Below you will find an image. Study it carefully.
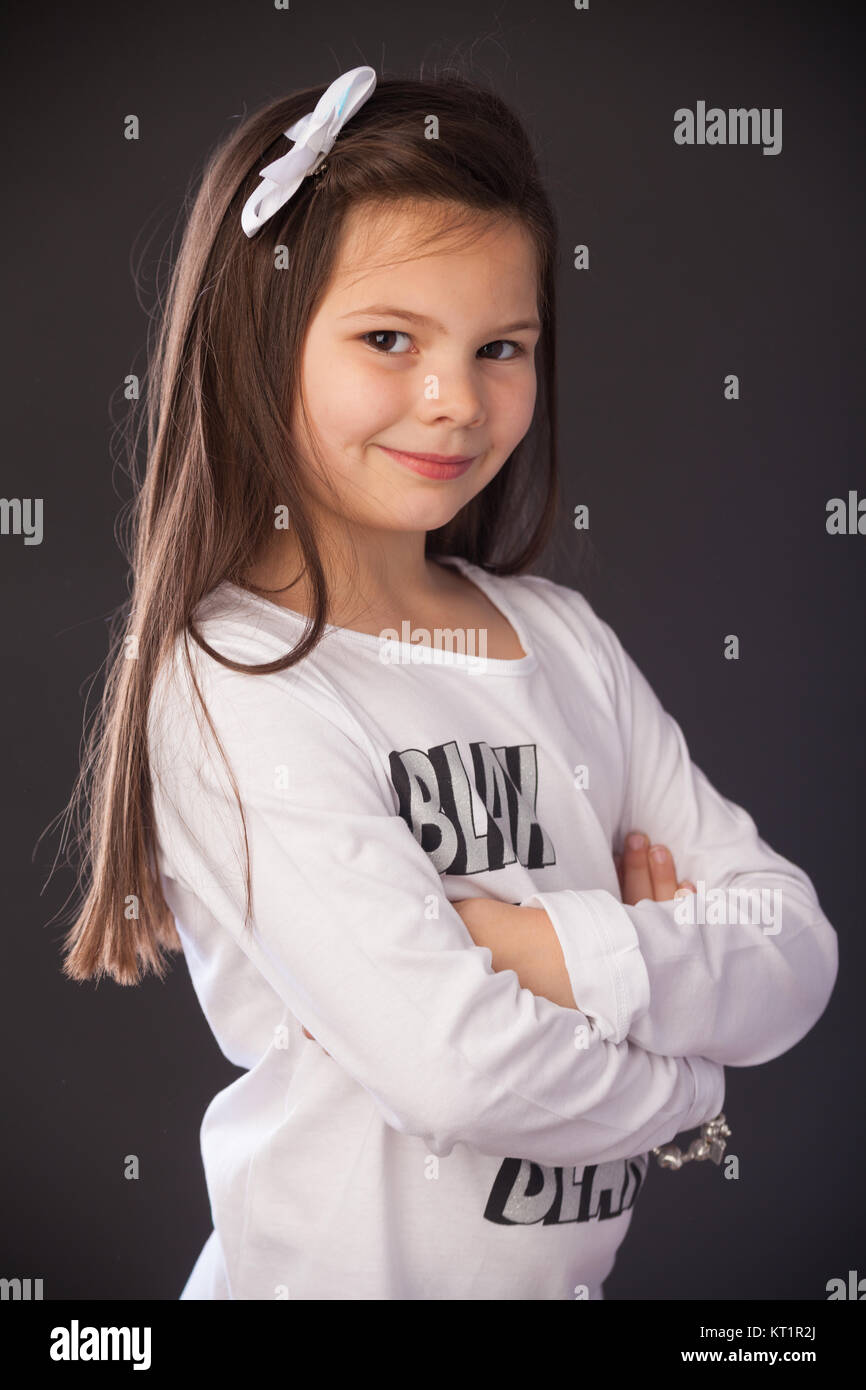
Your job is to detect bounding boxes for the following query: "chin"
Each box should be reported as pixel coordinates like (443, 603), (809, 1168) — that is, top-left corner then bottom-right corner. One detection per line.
(415, 489), (472, 517)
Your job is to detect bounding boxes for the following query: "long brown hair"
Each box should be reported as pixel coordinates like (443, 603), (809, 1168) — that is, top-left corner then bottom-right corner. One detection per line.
(51, 67), (562, 986)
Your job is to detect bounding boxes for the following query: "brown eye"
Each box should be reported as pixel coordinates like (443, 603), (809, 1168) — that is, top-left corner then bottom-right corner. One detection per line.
(361, 330), (412, 354)
(478, 340), (525, 360)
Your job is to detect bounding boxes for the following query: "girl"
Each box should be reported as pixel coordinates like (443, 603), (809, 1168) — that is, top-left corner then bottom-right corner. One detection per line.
(59, 65), (837, 1300)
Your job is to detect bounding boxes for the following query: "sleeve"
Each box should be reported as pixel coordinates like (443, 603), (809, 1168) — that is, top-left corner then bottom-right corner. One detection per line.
(517, 887), (651, 1047)
(530, 593), (839, 1068)
(148, 641), (725, 1171)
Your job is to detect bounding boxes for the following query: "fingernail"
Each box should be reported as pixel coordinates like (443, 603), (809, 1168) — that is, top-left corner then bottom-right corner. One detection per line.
(650, 846), (668, 863)
(627, 832), (647, 850)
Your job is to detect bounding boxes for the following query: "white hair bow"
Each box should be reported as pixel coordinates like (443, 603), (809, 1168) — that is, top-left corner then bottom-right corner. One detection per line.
(241, 65), (377, 237)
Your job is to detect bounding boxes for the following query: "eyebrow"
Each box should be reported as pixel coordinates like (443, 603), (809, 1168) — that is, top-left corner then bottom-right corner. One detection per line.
(338, 304), (542, 334)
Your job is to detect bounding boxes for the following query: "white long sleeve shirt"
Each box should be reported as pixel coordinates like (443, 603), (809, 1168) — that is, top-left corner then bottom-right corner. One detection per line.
(147, 554), (837, 1300)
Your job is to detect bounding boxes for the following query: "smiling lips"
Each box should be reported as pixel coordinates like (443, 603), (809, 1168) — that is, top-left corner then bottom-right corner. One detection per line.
(378, 445), (478, 479)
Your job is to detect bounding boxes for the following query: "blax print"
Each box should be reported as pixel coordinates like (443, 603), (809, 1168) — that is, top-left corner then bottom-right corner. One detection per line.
(389, 738), (556, 874)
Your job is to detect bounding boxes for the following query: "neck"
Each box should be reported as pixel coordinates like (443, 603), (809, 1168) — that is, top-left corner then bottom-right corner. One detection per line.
(244, 513), (450, 625)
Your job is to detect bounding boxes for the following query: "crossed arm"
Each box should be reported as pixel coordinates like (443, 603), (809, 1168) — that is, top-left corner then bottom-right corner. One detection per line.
(450, 832), (695, 1010)
(302, 832), (691, 1050)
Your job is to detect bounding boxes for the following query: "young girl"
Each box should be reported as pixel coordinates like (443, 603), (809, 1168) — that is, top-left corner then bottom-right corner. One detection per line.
(60, 65), (838, 1301)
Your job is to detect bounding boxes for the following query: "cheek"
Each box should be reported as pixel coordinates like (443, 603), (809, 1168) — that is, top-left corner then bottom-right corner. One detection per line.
(494, 368), (537, 441)
(315, 355), (401, 439)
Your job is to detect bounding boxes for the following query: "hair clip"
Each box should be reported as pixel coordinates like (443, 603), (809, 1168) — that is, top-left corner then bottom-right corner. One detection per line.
(241, 66), (376, 236)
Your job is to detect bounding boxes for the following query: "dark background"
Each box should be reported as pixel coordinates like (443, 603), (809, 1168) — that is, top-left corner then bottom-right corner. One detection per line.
(2, 0), (863, 1300)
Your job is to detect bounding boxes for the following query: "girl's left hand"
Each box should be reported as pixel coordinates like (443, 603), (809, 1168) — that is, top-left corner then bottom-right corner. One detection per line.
(613, 831), (696, 905)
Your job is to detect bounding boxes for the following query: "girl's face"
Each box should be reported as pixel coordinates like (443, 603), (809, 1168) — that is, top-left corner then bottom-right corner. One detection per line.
(291, 200), (541, 536)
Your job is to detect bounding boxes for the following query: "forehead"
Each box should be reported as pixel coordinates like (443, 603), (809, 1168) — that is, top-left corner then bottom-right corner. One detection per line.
(324, 199), (538, 302)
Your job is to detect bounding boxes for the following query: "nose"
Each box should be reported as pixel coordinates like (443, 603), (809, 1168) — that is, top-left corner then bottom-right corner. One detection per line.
(415, 361), (487, 431)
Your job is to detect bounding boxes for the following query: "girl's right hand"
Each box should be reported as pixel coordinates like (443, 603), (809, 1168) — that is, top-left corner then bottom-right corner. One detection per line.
(613, 831), (696, 905)
(302, 1025), (330, 1056)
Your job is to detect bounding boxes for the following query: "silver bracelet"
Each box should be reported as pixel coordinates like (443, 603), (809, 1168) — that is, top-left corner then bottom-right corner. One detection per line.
(653, 1112), (731, 1170)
